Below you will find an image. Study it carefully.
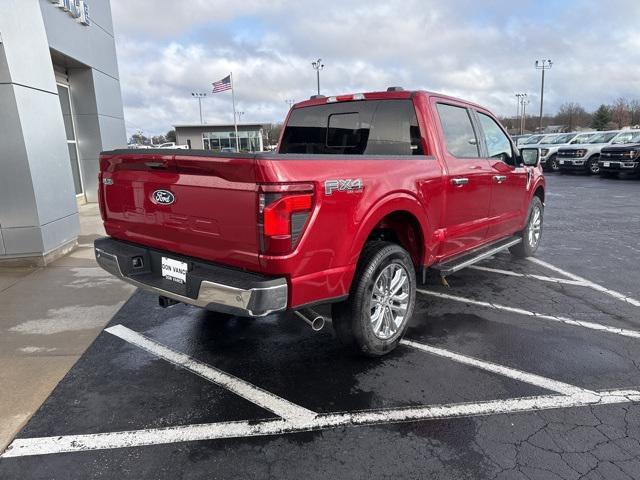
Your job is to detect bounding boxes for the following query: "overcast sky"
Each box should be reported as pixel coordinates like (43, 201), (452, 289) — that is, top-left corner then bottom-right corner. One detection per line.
(110, 0), (640, 137)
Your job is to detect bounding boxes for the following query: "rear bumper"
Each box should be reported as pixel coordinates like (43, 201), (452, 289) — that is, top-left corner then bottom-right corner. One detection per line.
(94, 237), (287, 317)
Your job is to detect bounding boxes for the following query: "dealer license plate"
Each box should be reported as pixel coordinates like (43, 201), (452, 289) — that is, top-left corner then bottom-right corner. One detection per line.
(560, 160), (565, 165)
(161, 257), (187, 285)
(603, 161), (610, 167)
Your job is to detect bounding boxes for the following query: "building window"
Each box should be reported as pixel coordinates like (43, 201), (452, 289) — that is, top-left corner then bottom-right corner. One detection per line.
(202, 130), (263, 152)
(57, 84), (83, 195)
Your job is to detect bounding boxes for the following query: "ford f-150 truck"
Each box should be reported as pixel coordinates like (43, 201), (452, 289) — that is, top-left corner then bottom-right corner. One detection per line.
(556, 130), (623, 174)
(598, 131), (640, 177)
(95, 88), (544, 356)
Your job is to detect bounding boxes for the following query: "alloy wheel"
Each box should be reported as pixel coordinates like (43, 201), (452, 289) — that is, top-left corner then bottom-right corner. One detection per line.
(369, 263), (410, 340)
(528, 206), (542, 248)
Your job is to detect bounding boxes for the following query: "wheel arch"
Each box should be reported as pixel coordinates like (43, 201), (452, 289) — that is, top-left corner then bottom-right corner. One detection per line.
(349, 194), (430, 270)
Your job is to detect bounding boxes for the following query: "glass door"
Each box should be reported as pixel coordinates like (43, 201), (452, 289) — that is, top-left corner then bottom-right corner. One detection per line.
(56, 83), (84, 196)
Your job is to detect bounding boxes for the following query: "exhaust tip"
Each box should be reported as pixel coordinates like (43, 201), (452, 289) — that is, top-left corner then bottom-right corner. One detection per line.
(310, 316), (325, 331)
(295, 309), (326, 332)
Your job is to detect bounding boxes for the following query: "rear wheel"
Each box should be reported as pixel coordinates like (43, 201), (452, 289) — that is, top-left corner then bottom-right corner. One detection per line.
(587, 155), (600, 175)
(509, 196), (543, 258)
(332, 242), (416, 357)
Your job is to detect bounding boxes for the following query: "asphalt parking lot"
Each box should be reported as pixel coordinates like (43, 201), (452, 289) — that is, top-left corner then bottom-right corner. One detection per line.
(2, 173), (640, 480)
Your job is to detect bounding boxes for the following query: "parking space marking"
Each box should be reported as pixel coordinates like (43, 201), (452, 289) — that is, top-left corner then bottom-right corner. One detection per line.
(417, 289), (640, 339)
(105, 325), (317, 423)
(4, 388), (639, 458)
(468, 265), (586, 286)
(400, 340), (590, 396)
(527, 257), (640, 307)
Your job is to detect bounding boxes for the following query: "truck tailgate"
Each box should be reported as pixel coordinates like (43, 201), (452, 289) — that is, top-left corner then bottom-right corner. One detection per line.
(100, 151), (261, 271)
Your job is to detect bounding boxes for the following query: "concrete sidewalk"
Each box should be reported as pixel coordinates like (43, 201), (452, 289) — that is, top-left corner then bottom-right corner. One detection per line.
(0, 204), (135, 450)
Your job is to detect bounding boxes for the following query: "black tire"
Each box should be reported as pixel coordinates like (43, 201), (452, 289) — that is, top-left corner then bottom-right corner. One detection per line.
(332, 241), (416, 357)
(548, 154), (559, 172)
(509, 196), (544, 258)
(587, 155), (600, 175)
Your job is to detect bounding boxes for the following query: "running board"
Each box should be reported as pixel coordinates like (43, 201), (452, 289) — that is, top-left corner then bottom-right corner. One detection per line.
(431, 236), (521, 277)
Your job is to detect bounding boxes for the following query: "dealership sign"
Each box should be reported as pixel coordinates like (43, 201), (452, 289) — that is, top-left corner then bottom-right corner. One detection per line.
(49, 0), (91, 26)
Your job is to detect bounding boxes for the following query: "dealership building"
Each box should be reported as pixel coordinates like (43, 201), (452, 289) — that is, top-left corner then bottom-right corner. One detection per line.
(0, 0), (126, 265)
(175, 124), (266, 152)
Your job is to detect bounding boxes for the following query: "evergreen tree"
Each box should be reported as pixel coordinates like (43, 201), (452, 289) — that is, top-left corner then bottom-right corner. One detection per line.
(591, 105), (612, 130)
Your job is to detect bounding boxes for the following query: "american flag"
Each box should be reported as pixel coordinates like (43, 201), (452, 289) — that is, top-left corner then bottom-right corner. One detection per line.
(212, 75), (232, 93)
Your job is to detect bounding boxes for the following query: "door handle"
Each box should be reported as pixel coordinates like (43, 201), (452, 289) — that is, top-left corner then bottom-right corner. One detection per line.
(451, 177), (469, 186)
(493, 175), (507, 184)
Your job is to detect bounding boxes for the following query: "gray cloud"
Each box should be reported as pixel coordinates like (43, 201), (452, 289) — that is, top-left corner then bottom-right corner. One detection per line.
(111, 0), (640, 137)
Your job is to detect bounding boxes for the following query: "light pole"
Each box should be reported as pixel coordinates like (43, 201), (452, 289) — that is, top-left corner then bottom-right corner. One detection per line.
(535, 59), (552, 131)
(191, 92), (207, 124)
(311, 58), (324, 95)
(521, 97), (530, 134)
(235, 111), (245, 123)
(515, 93), (526, 132)
(285, 99), (295, 108)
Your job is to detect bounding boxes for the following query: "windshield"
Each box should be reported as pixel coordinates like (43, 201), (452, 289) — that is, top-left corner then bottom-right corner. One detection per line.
(611, 131), (640, 144)
(538, 134), (561, 144)
(572, 133), (594, 143)
(521, 135), (543, 145)
(550, 134), (575, 144)
(588, 132), (618, 144)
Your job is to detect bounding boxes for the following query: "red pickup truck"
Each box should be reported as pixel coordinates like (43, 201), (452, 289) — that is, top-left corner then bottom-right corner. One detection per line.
(95, 88), (544, 356)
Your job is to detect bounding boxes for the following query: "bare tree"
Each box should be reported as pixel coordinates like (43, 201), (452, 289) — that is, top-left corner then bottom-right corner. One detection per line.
(610, 98), (631, 128)
(629, 100), (640, 126)
(555, 102), (590, 130)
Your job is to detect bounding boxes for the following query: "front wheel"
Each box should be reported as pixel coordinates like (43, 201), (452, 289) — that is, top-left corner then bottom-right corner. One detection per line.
(548, 154), (559, 172)
(509, 196), (544, 258)
(332, 242), (416, 357)
(587, 156), (600, 175)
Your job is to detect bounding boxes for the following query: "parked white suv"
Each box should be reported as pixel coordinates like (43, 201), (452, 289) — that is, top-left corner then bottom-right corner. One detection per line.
(156, 142), (189, 149)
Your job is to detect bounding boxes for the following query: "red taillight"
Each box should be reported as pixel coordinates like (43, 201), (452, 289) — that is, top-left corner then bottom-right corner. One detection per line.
(259, 183), (314, 255)
(263, 195), (312, 236)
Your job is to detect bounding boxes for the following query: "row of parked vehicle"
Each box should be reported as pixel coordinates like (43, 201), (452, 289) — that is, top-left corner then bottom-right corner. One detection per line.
(513, 130), (640, 177)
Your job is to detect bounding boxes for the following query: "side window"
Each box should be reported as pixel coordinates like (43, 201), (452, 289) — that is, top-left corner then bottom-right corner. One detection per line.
(436, 103), (479, 158)
(477, 112), (515, 165)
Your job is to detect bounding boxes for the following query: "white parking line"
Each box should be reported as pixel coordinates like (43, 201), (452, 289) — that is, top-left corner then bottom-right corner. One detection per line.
(400, 339), (590, 396)
(417, 289), (640, 339)
(4, 388), (638, 458)
(105, 325), (317, 423)
(468, 265), (586, 286)
(527, 257), (640, 307)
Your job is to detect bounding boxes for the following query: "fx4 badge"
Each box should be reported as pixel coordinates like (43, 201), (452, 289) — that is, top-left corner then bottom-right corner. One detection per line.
(324, 179), (363, 195)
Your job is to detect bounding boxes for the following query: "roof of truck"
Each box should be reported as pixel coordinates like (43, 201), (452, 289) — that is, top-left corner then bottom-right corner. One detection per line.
(293, 89), (487, 111)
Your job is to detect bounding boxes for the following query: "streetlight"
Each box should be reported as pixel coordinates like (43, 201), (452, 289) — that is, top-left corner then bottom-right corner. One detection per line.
(521, 97), (530, 135)
(285, 99), (295, 108)
(191, 92), (207, 124)
(515, 93), (525, 132)
(311, 58), (324, 95)
(235, 111), (245, 123)
(535, 59), (552, 131)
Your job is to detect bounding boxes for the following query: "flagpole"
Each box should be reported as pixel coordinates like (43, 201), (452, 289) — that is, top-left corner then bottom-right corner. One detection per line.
(230, 72), (240, 152)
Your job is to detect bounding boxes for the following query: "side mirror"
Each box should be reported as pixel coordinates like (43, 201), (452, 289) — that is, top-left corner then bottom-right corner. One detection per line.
(520, 148), (540, 166)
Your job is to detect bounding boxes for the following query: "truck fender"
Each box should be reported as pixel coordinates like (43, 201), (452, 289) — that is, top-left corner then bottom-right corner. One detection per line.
(347, 192), (430, 268)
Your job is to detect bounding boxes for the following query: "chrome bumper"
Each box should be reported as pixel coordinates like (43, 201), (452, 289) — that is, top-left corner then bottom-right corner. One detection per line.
(94, 238), (287, 317)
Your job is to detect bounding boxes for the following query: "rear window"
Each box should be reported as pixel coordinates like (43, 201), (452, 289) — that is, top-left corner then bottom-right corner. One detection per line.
(279, 99), (424, 155)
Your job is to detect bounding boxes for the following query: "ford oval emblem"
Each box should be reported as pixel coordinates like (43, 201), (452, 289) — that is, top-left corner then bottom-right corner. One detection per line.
(152, 189), (175, 205)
